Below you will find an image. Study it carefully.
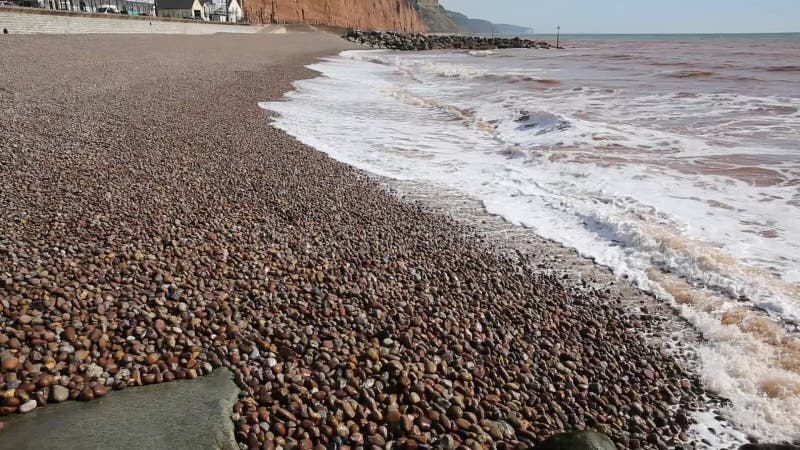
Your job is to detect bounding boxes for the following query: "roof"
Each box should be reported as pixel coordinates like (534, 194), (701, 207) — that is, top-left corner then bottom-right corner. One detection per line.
(157, 0), (196, 9)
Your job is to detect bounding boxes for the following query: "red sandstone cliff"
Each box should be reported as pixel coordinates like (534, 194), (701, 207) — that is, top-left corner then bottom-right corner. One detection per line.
(242, 0), (427, 32)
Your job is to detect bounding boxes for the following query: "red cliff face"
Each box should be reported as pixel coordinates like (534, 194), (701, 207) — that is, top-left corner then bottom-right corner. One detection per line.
(242, 0), (427, 32)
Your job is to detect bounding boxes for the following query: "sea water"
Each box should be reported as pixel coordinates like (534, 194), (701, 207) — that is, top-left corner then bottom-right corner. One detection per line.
(260, 34), (800, 442)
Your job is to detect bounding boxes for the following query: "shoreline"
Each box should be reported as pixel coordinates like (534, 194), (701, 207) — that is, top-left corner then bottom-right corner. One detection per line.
(373, 176), (747, 448)
(262, 43), (800, 446)
(0, 31), (760, 449)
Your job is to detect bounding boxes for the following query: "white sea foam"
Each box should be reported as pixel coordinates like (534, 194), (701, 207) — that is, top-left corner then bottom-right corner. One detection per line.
(467, 50), (500, 57)
(261, 43), (800, 443)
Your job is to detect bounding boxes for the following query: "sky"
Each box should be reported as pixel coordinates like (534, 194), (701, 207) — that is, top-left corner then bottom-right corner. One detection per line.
(437, 0), (800, 34)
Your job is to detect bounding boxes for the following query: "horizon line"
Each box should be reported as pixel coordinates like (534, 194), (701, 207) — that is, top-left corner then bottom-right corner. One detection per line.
(516, 31), (799, 35)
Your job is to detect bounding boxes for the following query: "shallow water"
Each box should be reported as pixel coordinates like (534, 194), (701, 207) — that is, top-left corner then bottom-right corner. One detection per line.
(260, 34), (800, 441)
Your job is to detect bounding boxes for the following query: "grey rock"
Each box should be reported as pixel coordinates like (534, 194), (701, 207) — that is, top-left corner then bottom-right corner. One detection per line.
(533, 431), (618, 450)
(0, 369), (239, 450)
(439, 434), (456, 450)
(739, 445), (800, 450)
(85, 363), (103, 379)
(488, 420), (515, 440)
(51, 385), (69, 402)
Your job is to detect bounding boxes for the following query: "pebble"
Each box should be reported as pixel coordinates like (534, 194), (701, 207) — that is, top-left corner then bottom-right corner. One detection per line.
(439, 434), (456, 450)
(0, 34), (710, 450)
(19, 400), (37, 413)
(86, 364), (103, 379)
(51, 385), (69, 402)
(78, 388), (94, 401)
(1, 356), (20, 372)
(92, 384), (108, 397)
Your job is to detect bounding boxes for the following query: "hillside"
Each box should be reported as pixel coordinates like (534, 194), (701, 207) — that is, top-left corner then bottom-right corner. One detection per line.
(414, 0), (460, 33)
(414, 1), (532, 34)
(447, 10), (533, 35)
(418, 2), (463, 33)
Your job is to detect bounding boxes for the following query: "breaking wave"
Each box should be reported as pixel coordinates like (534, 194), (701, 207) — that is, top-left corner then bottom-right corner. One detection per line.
(663, 70), (716, 78)
(262, 41), (800, 443)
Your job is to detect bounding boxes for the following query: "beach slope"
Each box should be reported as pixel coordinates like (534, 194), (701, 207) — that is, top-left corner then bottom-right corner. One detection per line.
(1, 32), (702, 449)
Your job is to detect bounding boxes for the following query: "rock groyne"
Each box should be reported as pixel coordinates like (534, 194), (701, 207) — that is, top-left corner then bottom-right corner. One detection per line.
(345, 29), (551, 50)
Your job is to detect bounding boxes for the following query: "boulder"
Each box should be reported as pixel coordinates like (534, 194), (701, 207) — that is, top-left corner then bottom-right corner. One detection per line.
(739, 445), (800, 450)
(0, 369), (240, 450)
(533, 431), (617, 450)
(343, 29), (552, 51)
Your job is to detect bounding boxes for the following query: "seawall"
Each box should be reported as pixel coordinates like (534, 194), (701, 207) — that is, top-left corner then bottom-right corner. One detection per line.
(0, 7), (261, 34)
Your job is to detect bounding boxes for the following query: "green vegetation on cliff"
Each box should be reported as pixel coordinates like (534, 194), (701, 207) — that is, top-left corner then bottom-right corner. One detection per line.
(413, 0), (532, 34)
(447, 10), (533, 35)
(416, 2), (460, 33)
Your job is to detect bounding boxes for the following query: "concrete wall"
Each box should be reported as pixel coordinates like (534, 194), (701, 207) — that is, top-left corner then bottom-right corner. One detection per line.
(0, 8), (261, 34)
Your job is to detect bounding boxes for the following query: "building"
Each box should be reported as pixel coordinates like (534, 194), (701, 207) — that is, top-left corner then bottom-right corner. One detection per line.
(207, 0), (240, 22)
(157, 0), (205, 19)
(226, 0), (240, 22)
(27, 0), (155, 14)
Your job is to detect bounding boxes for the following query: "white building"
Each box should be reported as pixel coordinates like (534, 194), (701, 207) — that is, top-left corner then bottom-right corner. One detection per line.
(206, 0), (240, 22)
(226, 0), (240, 23)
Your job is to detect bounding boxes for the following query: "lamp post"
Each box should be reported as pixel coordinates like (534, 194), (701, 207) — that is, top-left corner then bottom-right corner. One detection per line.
(556, 25), (560, 48)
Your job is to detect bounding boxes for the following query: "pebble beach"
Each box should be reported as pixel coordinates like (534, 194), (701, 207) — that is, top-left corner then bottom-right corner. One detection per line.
(0, 32), (718, 449)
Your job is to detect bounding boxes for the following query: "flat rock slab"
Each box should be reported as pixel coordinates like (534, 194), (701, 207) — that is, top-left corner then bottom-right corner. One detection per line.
(0, 368), (239, 450)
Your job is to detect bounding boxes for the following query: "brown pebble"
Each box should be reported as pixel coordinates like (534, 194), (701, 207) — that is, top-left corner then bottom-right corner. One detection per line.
(78, 388), (94, 401)
(93, 384), (108, 397)
(0, 36), (713, 450)
(2, 397), (20, 408)
(36, 374), (55, 387)
(367, 434), (385, 447)
(145, 353), (159, 365)
(416, 416), (432, 431)
(1, 356), (20, 372)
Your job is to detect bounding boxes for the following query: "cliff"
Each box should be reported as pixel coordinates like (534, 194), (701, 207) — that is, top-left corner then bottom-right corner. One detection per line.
(238, 0), (530, 36)
(242, 0), (427, 31)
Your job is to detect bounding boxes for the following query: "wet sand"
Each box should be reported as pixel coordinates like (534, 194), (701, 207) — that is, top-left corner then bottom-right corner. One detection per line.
(0, 32), (718, 449)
